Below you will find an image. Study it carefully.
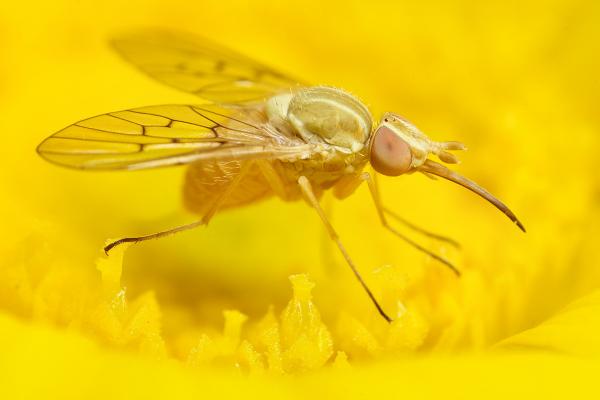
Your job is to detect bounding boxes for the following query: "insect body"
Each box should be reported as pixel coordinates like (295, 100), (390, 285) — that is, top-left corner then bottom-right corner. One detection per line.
(181, 85), (372, 217)
(37, 30), (525, 322)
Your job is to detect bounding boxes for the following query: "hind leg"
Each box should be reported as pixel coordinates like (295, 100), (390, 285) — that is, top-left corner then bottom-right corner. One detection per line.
(104, 161), (254, 254)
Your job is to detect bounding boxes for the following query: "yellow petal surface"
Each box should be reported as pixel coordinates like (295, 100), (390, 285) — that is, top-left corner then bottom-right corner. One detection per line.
(1, 311), (599, 399)
(1, 0), (600, 397)
(497, 290), (600, 357)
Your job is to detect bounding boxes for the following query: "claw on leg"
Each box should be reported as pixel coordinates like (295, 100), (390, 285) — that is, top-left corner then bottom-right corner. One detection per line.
(104, 220), (206, 254)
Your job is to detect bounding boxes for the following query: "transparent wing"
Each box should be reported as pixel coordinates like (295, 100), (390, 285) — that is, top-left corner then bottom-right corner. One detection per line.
(37, 104), (309, 170)
(111, 30), (306, 104)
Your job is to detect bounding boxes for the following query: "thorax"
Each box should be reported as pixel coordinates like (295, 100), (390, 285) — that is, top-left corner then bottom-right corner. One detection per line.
(265, 85), (373, 192)
(276, 147), (368, 195)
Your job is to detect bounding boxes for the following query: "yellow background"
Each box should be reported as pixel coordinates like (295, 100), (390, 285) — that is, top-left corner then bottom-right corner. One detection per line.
(1, 0), (600, 397)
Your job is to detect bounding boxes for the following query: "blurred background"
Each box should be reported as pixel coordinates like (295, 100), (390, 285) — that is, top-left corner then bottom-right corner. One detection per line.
(1, 0), (599, 354)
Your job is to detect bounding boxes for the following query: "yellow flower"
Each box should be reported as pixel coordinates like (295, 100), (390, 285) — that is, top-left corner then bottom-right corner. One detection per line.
(1, 0), (600, 397)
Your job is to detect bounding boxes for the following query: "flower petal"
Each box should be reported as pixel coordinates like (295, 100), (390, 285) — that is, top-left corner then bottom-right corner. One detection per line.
(1, 311), (600, 399)
(496, 290), (600, 356)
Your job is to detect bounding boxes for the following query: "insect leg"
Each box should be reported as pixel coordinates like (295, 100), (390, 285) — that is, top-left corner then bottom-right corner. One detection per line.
(255, 160), (291, 200)
(297, 175), (392, 323)
(257, 161), (337, 272)
(372, 172), (460, 248)
(104, 161), (254, 254)
(361, 172), (461, 276)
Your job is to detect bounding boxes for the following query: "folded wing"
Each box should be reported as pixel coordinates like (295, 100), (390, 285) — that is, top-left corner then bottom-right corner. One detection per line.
(37, 104), (309, 170)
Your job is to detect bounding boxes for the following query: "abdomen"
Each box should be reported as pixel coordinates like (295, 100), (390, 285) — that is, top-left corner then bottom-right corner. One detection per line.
(183, 160), (273, 216)
(183, 156), (364, 215)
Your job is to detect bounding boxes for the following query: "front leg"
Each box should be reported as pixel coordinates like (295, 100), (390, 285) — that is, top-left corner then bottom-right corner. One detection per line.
(373, 172), (460, 248)
(334, 172), (460, 250)
(361, 172), (461, 276)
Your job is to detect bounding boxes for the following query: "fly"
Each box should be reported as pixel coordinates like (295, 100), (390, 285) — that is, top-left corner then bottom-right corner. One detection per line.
(37, 29), (525, 322)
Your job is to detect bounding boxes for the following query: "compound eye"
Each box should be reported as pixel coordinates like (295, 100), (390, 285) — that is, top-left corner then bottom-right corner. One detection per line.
(370, 125), (412, 176)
